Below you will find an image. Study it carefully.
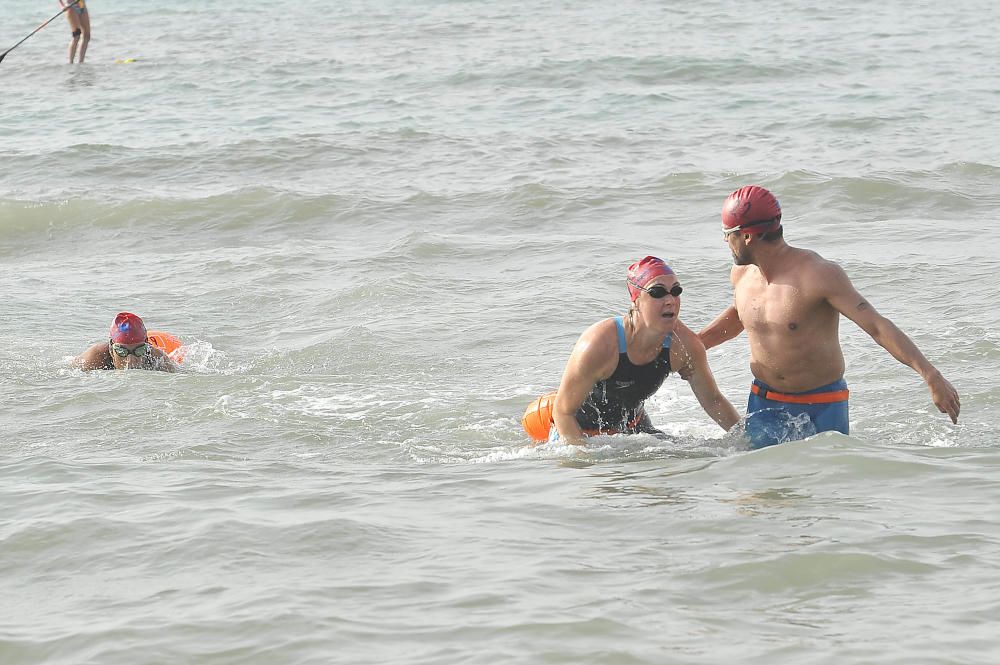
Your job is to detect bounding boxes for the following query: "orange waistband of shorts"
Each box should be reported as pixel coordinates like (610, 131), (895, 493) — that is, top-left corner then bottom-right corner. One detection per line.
(751, 383), (849, 404)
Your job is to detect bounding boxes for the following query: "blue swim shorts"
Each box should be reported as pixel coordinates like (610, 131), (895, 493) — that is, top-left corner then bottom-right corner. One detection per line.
(745, 378), (849, 449)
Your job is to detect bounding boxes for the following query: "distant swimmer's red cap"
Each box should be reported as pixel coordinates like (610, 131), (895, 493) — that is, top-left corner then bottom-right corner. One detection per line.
(110, 312), (147, 344)
(627, 256), (674, 301)
(721, 185), (782, 234)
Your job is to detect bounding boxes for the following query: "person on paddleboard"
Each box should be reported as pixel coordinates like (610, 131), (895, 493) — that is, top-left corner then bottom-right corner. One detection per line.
(59, 0), (90, 64)
(71, 312), (179, 372)
(522, 256), (739, 444)
(698, 185), (960, 448)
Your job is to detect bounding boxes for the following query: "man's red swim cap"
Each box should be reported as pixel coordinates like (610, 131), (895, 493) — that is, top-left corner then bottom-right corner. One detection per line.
(110, 312), (147, 344)
(627, 256), (674, 301)
(721, 185), (782, 234)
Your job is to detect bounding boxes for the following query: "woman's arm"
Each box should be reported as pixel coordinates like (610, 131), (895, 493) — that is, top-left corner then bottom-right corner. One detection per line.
(551, 320), (618, 444)
(673, 324), (740, 430)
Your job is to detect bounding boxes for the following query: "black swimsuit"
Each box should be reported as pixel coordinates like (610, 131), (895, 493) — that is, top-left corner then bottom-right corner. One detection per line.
(575, 317), (673, 434)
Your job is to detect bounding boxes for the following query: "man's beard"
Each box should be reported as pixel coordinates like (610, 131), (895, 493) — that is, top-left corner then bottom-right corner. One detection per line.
(731, 246), (753, 265)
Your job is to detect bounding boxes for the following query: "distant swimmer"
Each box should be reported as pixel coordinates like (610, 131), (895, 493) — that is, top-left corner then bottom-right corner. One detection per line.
(59, 0), (90, 64)
(698, 185), (960, 448)
(522, 256), (739, 444)
(72, 312), (179, 372)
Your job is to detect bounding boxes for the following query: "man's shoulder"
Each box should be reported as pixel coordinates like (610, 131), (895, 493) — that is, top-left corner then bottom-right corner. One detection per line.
(783, 246), (843, 275)
(782, 248), (855, 301)
(806, 249), (851, 279)
(788, 245), (825, 263)
(730, 264), (753, 281)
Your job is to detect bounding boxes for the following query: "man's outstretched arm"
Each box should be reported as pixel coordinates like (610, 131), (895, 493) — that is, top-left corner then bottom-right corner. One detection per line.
(825, 263), (960, 423)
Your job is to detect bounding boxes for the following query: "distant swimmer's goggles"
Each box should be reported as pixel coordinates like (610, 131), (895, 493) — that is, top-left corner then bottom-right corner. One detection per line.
(722, 217), (780, 237)
(109, 340), (150, 358)
(628, 280), (683, 299)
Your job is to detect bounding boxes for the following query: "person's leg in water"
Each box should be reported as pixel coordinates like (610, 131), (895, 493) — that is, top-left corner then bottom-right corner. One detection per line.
(77, 4), (91, 63)
(64, 5), (82, 63)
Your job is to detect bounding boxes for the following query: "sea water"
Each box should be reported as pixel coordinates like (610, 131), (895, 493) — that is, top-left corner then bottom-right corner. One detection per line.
(2, 1), (999, 663)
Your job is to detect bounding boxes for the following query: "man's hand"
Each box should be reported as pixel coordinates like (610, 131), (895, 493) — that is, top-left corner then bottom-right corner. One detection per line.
(927, 372), (960, 424)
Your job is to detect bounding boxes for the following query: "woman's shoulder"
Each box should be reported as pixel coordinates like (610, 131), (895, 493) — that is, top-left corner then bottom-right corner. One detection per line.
(584, 315), (625, 339)
(575, 316), (624, 354)
(669, 320), (708, 364)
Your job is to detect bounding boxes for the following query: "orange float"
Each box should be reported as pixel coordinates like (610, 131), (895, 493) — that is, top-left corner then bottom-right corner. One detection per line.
(522, 391), (557, 441)
(147, 331), (186, 363)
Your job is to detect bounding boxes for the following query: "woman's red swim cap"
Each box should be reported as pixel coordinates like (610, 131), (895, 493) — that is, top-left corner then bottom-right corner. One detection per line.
(627, 256), (674, 301)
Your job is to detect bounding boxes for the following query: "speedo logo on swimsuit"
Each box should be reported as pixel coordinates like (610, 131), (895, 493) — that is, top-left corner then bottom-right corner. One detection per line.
(614, 380), (635, 389)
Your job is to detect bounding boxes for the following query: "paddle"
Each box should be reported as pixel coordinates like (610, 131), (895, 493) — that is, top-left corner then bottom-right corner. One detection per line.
(0, 0), (81, 64)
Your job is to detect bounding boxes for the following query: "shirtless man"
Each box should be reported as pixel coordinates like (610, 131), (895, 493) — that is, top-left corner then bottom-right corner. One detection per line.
(698, 185), (959, 448)
(72, 312), (178, 372)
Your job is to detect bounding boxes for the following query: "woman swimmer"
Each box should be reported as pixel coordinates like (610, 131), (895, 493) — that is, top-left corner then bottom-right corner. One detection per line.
(525, 256), (739, 444)
(60, 0), (90, 64)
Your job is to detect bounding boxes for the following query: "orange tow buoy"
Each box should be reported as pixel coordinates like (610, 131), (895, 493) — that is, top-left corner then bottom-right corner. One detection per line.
(147, 331), (186, 363)
(522, 391), (557, 441)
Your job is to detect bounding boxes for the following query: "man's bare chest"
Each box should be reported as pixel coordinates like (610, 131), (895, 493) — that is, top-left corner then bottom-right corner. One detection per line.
(736, 282), (826, 334)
